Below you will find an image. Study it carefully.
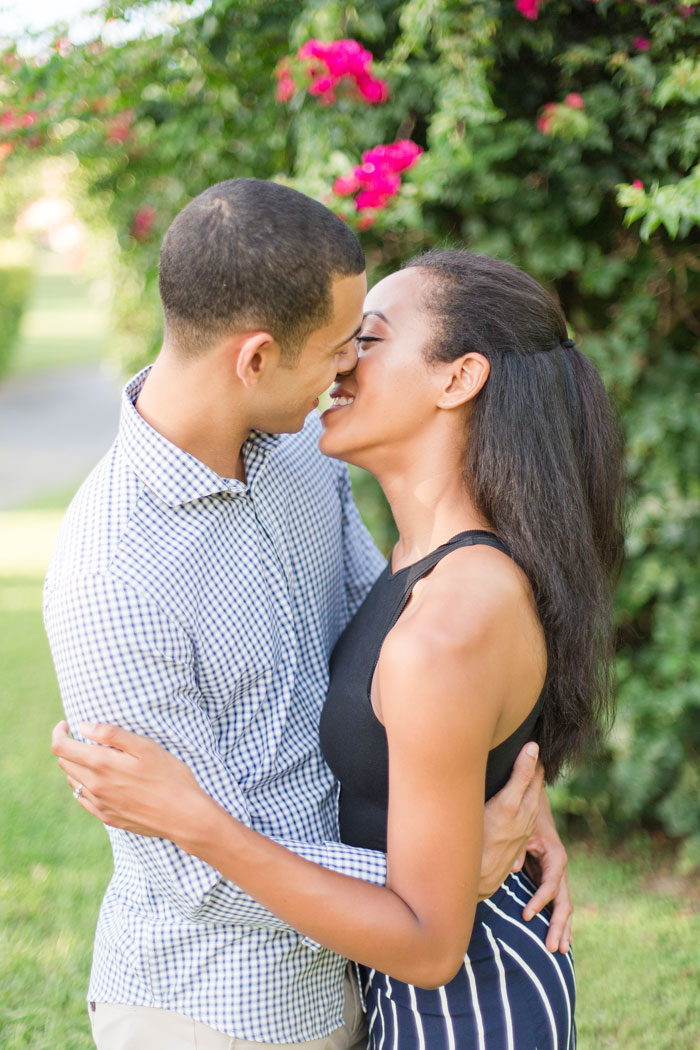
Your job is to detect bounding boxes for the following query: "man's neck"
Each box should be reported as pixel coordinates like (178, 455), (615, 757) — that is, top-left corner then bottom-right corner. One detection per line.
(135, 355), (251, 481)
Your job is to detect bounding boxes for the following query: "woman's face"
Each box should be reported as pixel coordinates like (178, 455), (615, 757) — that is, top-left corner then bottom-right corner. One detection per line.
(318, 268), (447, 468)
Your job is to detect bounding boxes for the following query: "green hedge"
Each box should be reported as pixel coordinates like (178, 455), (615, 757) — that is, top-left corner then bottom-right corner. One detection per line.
(4, 0), (699, 861)
(0, 262), (32, 378)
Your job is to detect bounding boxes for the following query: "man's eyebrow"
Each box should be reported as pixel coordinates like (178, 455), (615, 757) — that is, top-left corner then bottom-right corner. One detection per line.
(331, 324), (362, 351)
(362, 310), (391, 325)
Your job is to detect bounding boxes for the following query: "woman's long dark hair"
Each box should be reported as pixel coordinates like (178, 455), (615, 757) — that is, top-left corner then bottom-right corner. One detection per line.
(405, 250), (625, 780)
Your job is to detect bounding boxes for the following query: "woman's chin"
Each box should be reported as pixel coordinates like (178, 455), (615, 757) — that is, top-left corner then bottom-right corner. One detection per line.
(318, 428), (350, 460)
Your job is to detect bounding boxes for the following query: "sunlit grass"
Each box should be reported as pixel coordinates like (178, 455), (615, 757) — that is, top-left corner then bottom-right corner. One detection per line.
(1, 518), (698, 1048)
(11, 259), (109, 376)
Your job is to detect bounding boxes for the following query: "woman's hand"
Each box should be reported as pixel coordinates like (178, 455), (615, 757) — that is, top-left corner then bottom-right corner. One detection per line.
(51, 721), (204, 842)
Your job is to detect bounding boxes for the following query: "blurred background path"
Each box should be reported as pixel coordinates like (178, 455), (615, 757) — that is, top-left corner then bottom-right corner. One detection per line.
(0, 250), (121, 569)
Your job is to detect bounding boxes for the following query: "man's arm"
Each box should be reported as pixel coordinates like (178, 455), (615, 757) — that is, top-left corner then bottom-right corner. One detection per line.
(479, 743), (573, 953)
(45, 571), (385, 937)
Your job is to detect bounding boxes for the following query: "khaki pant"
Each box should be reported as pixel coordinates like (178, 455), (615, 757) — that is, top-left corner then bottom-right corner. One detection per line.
(89, 964), (367, 1050)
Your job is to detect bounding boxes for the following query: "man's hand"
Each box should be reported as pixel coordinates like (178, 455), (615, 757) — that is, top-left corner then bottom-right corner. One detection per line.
(479, 741), (543, 900)
(517, 792), (573, 954)
(478, 743), (573, 954)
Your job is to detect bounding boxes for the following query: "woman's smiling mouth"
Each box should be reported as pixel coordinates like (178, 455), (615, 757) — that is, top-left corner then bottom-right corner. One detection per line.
(323, 386), (356, 418)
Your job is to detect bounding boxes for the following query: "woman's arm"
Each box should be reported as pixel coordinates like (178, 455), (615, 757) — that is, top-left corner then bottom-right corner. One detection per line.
(55, 599), (508, 988)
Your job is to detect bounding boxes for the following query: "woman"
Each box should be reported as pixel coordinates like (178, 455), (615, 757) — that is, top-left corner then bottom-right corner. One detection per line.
(54, 251), (624, 1049)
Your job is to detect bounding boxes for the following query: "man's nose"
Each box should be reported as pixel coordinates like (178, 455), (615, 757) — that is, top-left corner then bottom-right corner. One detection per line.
(336, 341), (358, 375)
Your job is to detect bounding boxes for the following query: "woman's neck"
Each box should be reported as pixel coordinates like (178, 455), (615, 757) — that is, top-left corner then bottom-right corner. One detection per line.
(374, 450), (491, 573)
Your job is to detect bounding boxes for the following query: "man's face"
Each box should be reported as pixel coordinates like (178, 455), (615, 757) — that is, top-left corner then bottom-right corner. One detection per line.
(251, 271), (367, 434)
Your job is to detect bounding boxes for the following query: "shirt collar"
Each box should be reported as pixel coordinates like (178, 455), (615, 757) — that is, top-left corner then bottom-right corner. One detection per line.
(118, 367), (282, 508)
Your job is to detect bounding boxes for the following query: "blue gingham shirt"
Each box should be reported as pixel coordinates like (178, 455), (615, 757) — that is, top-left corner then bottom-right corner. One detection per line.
(44, 368), (387, 1042)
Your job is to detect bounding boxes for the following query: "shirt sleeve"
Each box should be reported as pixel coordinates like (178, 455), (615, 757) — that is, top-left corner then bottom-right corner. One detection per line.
(44, 571), (385, 940)
(336, 463), (387, 619)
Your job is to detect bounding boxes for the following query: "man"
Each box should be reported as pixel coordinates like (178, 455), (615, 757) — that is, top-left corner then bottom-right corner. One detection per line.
(47, 179), (570, 1050)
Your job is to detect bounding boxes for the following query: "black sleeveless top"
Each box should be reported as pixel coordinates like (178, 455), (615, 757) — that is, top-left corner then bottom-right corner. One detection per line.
(319, 530), (545, 853)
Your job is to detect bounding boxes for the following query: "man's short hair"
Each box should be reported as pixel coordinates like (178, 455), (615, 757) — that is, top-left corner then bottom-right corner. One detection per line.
(158, 178), (365, 361)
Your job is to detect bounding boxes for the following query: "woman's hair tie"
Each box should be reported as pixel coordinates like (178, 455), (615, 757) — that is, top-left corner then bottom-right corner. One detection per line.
(561, 337), (576, 350)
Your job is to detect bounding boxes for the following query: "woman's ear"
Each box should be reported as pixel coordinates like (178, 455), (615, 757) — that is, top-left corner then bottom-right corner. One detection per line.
(234, 332), (279, 388)
(436, 352), (490, 410)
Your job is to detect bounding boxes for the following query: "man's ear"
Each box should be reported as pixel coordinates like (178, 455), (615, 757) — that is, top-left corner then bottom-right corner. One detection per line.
(436, 352), (490, 410)
(234, 332), (279, 388)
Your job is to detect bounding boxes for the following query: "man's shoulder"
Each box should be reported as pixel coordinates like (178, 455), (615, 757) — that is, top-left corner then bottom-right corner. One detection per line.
(48, 442), (136, 574)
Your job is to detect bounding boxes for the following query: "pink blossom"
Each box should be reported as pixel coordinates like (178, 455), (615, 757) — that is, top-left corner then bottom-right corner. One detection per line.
(274, 61), (296, 103)
(516, 0), (541, 19)
(106, 112), (133, 144)
(275, 74), (295, 102)
(307, 75), (336, 104)
(55, 37), (72, 57)
(355, 166), (401, 197)
(357, 212), (377, 231)
(296, 37), (389, 106)
(355, 189), (392, 211)
(362, 140), (423, 173)
(0, 109), (17, 130)
(0, 142), (14, 160)
(131, 204), (156, 241)
(633, 37), (650, 51)
(537, 102), (557, 134)
(355, 73), (390, 104)
(676, 4), (694, 17)
(333, 173), (361, 196)
(21, 110), (39, 127)
(632, 179), (644, 190)
(323, 40), (372, 79)
(564, 93), (585, 110)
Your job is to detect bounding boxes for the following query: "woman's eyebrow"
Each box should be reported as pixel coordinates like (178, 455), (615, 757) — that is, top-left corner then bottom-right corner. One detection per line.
(362, 310), (392, 325)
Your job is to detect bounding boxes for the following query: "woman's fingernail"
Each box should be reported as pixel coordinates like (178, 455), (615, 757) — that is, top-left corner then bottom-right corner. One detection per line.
(526, 743), (539, 759)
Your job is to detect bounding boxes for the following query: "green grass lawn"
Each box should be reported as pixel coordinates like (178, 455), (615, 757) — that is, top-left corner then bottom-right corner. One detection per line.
(1, 511), (699, 1049)
(10, 253), (109, 376)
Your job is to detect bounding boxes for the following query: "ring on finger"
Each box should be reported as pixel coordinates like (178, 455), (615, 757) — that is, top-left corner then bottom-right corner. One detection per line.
(73, 783), (84, 801)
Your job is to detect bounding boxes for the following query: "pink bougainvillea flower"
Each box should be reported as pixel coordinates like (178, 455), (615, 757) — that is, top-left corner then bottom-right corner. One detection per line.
(633, 37), (650, 51)
(355, 188), (393, 211)
(676, 4), (694, 17)
(362, 140), (423, 173)
(21, 110), (39, 127)
(632, 179), (644, 190)
(332, 138), (423, 223)
(131, 205), (156, 241)
(106, 110), (134, 144)
(274, 61), (296, 102)
(294, 37), (389, 106)
(357, 211), (378, 231)
(536, 102), (557, 134)
(307, 74), (337, 104)
(516, 0), (541, 19)
(564, 93), (585, 110)
(275, 75), (295, 102)
(355, 167), (402, 198)
(323, 39), (372, 79)
(355, 73), (390, 104)
(333, 173), (361, 196)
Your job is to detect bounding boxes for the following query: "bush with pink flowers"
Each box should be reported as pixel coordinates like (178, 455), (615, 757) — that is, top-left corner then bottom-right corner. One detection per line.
(276, 38), (389, 106)
(3, 0), (700, 864)
(332, 140), (423, 224)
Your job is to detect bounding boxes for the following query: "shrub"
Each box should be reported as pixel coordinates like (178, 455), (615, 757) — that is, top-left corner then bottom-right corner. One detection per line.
(0, 250), (32, 377)
(3, 0), (699, 861)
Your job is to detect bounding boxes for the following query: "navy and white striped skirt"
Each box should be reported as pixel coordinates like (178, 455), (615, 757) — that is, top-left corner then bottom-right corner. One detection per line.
(363, 869), (575, 1050)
